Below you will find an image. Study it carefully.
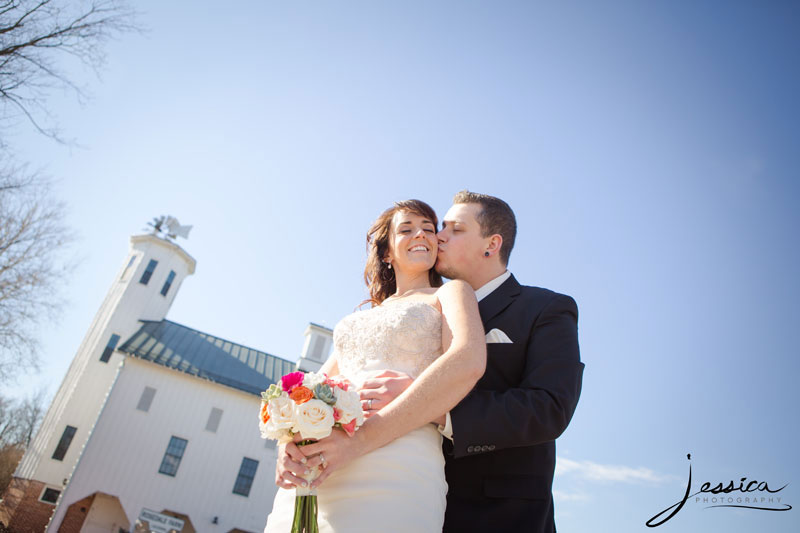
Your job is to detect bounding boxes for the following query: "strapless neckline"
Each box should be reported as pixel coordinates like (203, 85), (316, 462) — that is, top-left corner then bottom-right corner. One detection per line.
(334, 297), (443, 380)
(375, 298), (439, 314)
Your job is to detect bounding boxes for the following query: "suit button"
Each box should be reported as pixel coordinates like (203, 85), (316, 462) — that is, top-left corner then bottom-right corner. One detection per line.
(467, 446), (474, 453)
(480, 445), (489, 452)
(488, 445), (496, 451)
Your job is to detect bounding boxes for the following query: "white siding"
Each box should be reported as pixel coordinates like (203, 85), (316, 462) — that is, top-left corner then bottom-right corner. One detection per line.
(48, 356), (278, 533)
(16, 235), (196, 488)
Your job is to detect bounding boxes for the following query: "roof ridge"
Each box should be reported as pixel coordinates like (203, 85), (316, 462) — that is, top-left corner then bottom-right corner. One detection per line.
(141, 318), (291, 363)
(118, 320), (299, 396)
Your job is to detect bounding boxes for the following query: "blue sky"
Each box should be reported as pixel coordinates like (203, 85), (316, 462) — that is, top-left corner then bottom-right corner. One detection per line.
(6, 2), (799, 531)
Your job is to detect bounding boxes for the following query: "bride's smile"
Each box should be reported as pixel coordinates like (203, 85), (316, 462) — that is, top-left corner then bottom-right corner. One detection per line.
(386, 212), (438, 280)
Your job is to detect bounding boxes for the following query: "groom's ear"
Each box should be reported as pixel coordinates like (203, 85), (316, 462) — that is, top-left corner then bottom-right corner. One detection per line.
(486, 234), (503, 256)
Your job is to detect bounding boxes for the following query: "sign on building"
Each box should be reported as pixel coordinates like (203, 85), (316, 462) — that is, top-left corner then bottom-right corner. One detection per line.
(134, 508), (185, 533)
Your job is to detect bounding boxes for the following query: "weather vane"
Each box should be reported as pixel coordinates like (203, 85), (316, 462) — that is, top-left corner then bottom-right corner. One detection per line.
(145, 215), (193, 241)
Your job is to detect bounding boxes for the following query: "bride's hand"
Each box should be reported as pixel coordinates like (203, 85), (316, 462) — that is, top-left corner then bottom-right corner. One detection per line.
(299, 427), (367, 489)
(359, 370), (413, 418)
(275, 437), (317, 489)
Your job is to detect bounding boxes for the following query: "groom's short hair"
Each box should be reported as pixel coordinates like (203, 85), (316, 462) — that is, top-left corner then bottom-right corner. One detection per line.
(453, 190), (517, 265)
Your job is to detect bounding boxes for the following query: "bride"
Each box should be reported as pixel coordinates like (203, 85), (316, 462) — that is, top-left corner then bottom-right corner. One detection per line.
(263, 199), (486, 532)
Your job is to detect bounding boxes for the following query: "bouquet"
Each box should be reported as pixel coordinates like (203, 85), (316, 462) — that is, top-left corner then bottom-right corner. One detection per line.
(259, 371), (364, 533)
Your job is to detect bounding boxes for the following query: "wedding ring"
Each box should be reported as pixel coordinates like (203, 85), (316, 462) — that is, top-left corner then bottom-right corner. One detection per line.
(367, 398), (373, 409)
(319, 452), (326, 466)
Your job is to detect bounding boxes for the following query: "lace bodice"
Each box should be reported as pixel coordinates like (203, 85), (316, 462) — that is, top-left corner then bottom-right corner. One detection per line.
(333, 299), (443, 383)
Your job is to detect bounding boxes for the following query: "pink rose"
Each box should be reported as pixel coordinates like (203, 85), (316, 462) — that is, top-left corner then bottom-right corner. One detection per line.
(281, 371), (305, 392)
(341, 418), (357, 436)
(325, 376), (350, 391)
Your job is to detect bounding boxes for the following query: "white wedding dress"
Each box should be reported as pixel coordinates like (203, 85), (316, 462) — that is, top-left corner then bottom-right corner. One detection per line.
(264, 299), (447, 533)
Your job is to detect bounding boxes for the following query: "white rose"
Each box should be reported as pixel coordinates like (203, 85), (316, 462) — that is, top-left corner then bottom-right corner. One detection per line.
(259, 394), (295, 441)
(260, 419), (292, 442)
(267, 394), (295, 430)
(302, 372), (325, 390)
(334, 387), (364, 426)
(293, 399), (335, 440)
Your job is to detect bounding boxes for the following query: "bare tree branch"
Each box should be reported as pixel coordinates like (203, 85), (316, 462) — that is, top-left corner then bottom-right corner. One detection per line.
(0, 163), (75, 383)
(0, 390), (45, 494)
(0, 0), (139, 143)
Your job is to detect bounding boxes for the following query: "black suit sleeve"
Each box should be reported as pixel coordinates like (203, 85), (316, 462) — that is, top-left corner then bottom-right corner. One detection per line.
(449, 294), (583, 458)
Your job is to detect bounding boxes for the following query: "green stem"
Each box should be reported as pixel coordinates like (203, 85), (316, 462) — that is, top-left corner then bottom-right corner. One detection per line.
(305, 494), (312, 533)
(311, 495), (319, 533)
(293, 440), (317, 533)
(291, 495), (303, 533)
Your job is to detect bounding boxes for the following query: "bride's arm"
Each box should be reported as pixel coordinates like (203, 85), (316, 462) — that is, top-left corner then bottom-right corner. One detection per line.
(354, 279), (484, 432)
(358, 312), (454, 421)
(318, 350), (339, 377)
(303, 279), (485, 484)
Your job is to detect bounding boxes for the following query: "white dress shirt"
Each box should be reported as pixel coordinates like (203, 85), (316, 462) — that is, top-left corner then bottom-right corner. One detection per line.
(439, 270), (512, 439)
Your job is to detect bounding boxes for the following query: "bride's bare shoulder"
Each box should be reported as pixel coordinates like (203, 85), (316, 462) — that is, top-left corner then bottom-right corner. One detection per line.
(434, 279), (473, 297)
(433, 280), (478, 314)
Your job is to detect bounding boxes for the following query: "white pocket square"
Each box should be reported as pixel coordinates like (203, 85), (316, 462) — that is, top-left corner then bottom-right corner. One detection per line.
(485, 328), (513, 344)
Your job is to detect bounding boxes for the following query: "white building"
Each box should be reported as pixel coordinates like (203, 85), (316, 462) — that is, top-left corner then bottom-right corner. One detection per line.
(0, 232), (332, 533)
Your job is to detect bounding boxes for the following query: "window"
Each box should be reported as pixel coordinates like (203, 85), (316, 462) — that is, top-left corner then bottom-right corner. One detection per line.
(136, 386), (157, 412)
(120, 255), (136, 281)
(52, 426), (77, 461)
(139, 259), (158, 285)
(309, 336), (324, 361)
(158, 436), (188, 477)
(39, 487), (60, 504)
(232, 457), (259, 497)
(205, 407), (223, 433)
(99, 334), (121, 363)
(160, 270), (176, 296)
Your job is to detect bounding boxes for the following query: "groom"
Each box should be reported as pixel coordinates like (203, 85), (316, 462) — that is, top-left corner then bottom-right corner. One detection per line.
(279, 191), (583, 532)
(427, 191), (583, 531)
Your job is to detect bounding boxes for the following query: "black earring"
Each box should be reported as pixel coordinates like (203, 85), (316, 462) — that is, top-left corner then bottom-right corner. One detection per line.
(484, 251), (490, 257)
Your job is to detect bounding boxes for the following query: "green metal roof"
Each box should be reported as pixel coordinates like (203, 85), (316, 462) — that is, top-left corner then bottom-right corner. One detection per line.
(117, 320), (296, 395)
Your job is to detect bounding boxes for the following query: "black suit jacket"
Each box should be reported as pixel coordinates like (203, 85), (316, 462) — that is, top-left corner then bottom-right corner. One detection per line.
(443, 274), (584, 533)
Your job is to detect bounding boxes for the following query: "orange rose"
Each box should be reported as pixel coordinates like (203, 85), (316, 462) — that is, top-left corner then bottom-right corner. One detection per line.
(290, 386), (314, 404)
(260, 402), (270, 424)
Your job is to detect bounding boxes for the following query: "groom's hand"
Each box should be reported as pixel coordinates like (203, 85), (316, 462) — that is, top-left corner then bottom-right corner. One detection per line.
(359, 370), (413, 418)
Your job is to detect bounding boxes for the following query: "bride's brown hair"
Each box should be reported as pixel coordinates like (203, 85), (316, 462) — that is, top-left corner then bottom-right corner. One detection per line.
(364, 199), (443, 307)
